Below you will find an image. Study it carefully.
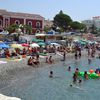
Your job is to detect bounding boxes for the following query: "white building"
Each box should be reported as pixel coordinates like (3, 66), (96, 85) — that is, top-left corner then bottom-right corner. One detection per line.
(81, 20), (93, 29)
(93, 16), (100, 29)
(82, 16), (100, 30)
(44, 19), (53, 28)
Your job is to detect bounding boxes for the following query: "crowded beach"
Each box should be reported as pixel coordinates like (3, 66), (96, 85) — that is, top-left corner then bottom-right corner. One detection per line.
(0, 33), (100, 100)
(0, 34), (100, 72)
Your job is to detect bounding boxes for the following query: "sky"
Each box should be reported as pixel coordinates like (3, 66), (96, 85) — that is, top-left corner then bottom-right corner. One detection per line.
(0, 0), (100, 22)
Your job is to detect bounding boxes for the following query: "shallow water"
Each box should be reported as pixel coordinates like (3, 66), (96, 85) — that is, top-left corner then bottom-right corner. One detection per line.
(0, 57), (100, 100)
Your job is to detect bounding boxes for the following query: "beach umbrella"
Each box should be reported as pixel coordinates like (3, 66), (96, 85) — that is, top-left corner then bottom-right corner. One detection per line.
(21, 43), (29, 47)
(30, 43), (40, 48)
(73, 39), (79, 42)
(32, 38), (43, 43)
(0, 42), (9, 49)
(38, 42), (46, 46)
(11, 44), (23, 49)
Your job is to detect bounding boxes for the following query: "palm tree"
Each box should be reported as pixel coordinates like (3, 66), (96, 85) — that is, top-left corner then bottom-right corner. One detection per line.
(23, 25), (32, 35)
(6, 24), (19, 34)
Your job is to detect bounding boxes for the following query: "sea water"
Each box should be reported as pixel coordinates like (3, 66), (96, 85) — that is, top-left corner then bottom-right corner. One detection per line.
(0, 57), (100, 100)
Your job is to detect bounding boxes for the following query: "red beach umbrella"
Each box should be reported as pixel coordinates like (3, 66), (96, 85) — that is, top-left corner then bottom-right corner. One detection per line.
(21, 43), (29, 47)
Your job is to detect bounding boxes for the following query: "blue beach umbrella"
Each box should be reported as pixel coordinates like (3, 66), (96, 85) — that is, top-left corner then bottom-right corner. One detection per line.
(0, 42), (9, 49)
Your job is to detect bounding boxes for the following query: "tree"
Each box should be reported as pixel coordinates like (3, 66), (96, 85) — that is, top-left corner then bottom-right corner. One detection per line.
(44, 26), (51, 33)
(70, 21), (86, 32)
(53, 10), (72, 31)
(23, 25), (32, 34)
(70, 21), (81, 30)
(91, 24), (97, 34)
(6, 24), (19, 33)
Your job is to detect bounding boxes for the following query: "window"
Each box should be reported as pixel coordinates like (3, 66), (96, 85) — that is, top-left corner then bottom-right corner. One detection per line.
(15, 20), (20, 25)
(28, 21), (32, 26)
(0, 19), (2, 26)
(36, 21), (40, 28)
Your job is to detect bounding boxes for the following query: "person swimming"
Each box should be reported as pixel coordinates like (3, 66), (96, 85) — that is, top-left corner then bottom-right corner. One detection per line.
(70, 84), (73, 87)
(84, 71), (88, 79)
(78, 79), (82, 84)
(68, 66), (71, 71)
(49, 71), (53, 78)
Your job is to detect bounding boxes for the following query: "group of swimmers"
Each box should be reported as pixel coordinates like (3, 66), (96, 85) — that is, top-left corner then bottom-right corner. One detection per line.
(27, 55), (40, 67)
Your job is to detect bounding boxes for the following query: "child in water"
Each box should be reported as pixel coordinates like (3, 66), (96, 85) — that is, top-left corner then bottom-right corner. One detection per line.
(78, 79), (82, 84)
(68, 66), (71, 71)
(84, 71), (88, 79)
(49, 71), (53, 78)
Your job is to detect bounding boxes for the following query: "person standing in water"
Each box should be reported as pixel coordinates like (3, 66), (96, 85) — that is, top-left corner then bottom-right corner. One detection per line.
(75, 51), (78, 60)
(63, 50), (66, 61)
(73, 73), (77, 83)
(88, 58), (91, 64)
(84, 71), (88, 79)
(78, 48), (81, 59)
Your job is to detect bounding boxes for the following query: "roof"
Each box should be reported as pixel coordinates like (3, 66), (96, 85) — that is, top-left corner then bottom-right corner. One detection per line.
(0, 9), (44, 20)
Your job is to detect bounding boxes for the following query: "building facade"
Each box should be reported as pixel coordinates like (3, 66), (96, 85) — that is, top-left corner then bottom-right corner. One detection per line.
(44, 19), (53, 28)
(93, 16), (100, 29)
(82, 16), (100, 31)
(0, 9), (44, 34)
(81, 19), (93, 30)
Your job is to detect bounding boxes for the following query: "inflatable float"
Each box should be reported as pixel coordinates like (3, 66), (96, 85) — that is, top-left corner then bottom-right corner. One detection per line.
(38, 53), (47, 56)
(78, 71), (99, 79)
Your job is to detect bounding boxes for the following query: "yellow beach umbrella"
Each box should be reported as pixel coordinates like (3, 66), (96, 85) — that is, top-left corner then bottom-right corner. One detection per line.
(11, 44), (23, 49)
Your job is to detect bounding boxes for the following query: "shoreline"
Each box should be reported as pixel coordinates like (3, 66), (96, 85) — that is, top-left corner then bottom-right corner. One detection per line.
(0, 50), (99, 78)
